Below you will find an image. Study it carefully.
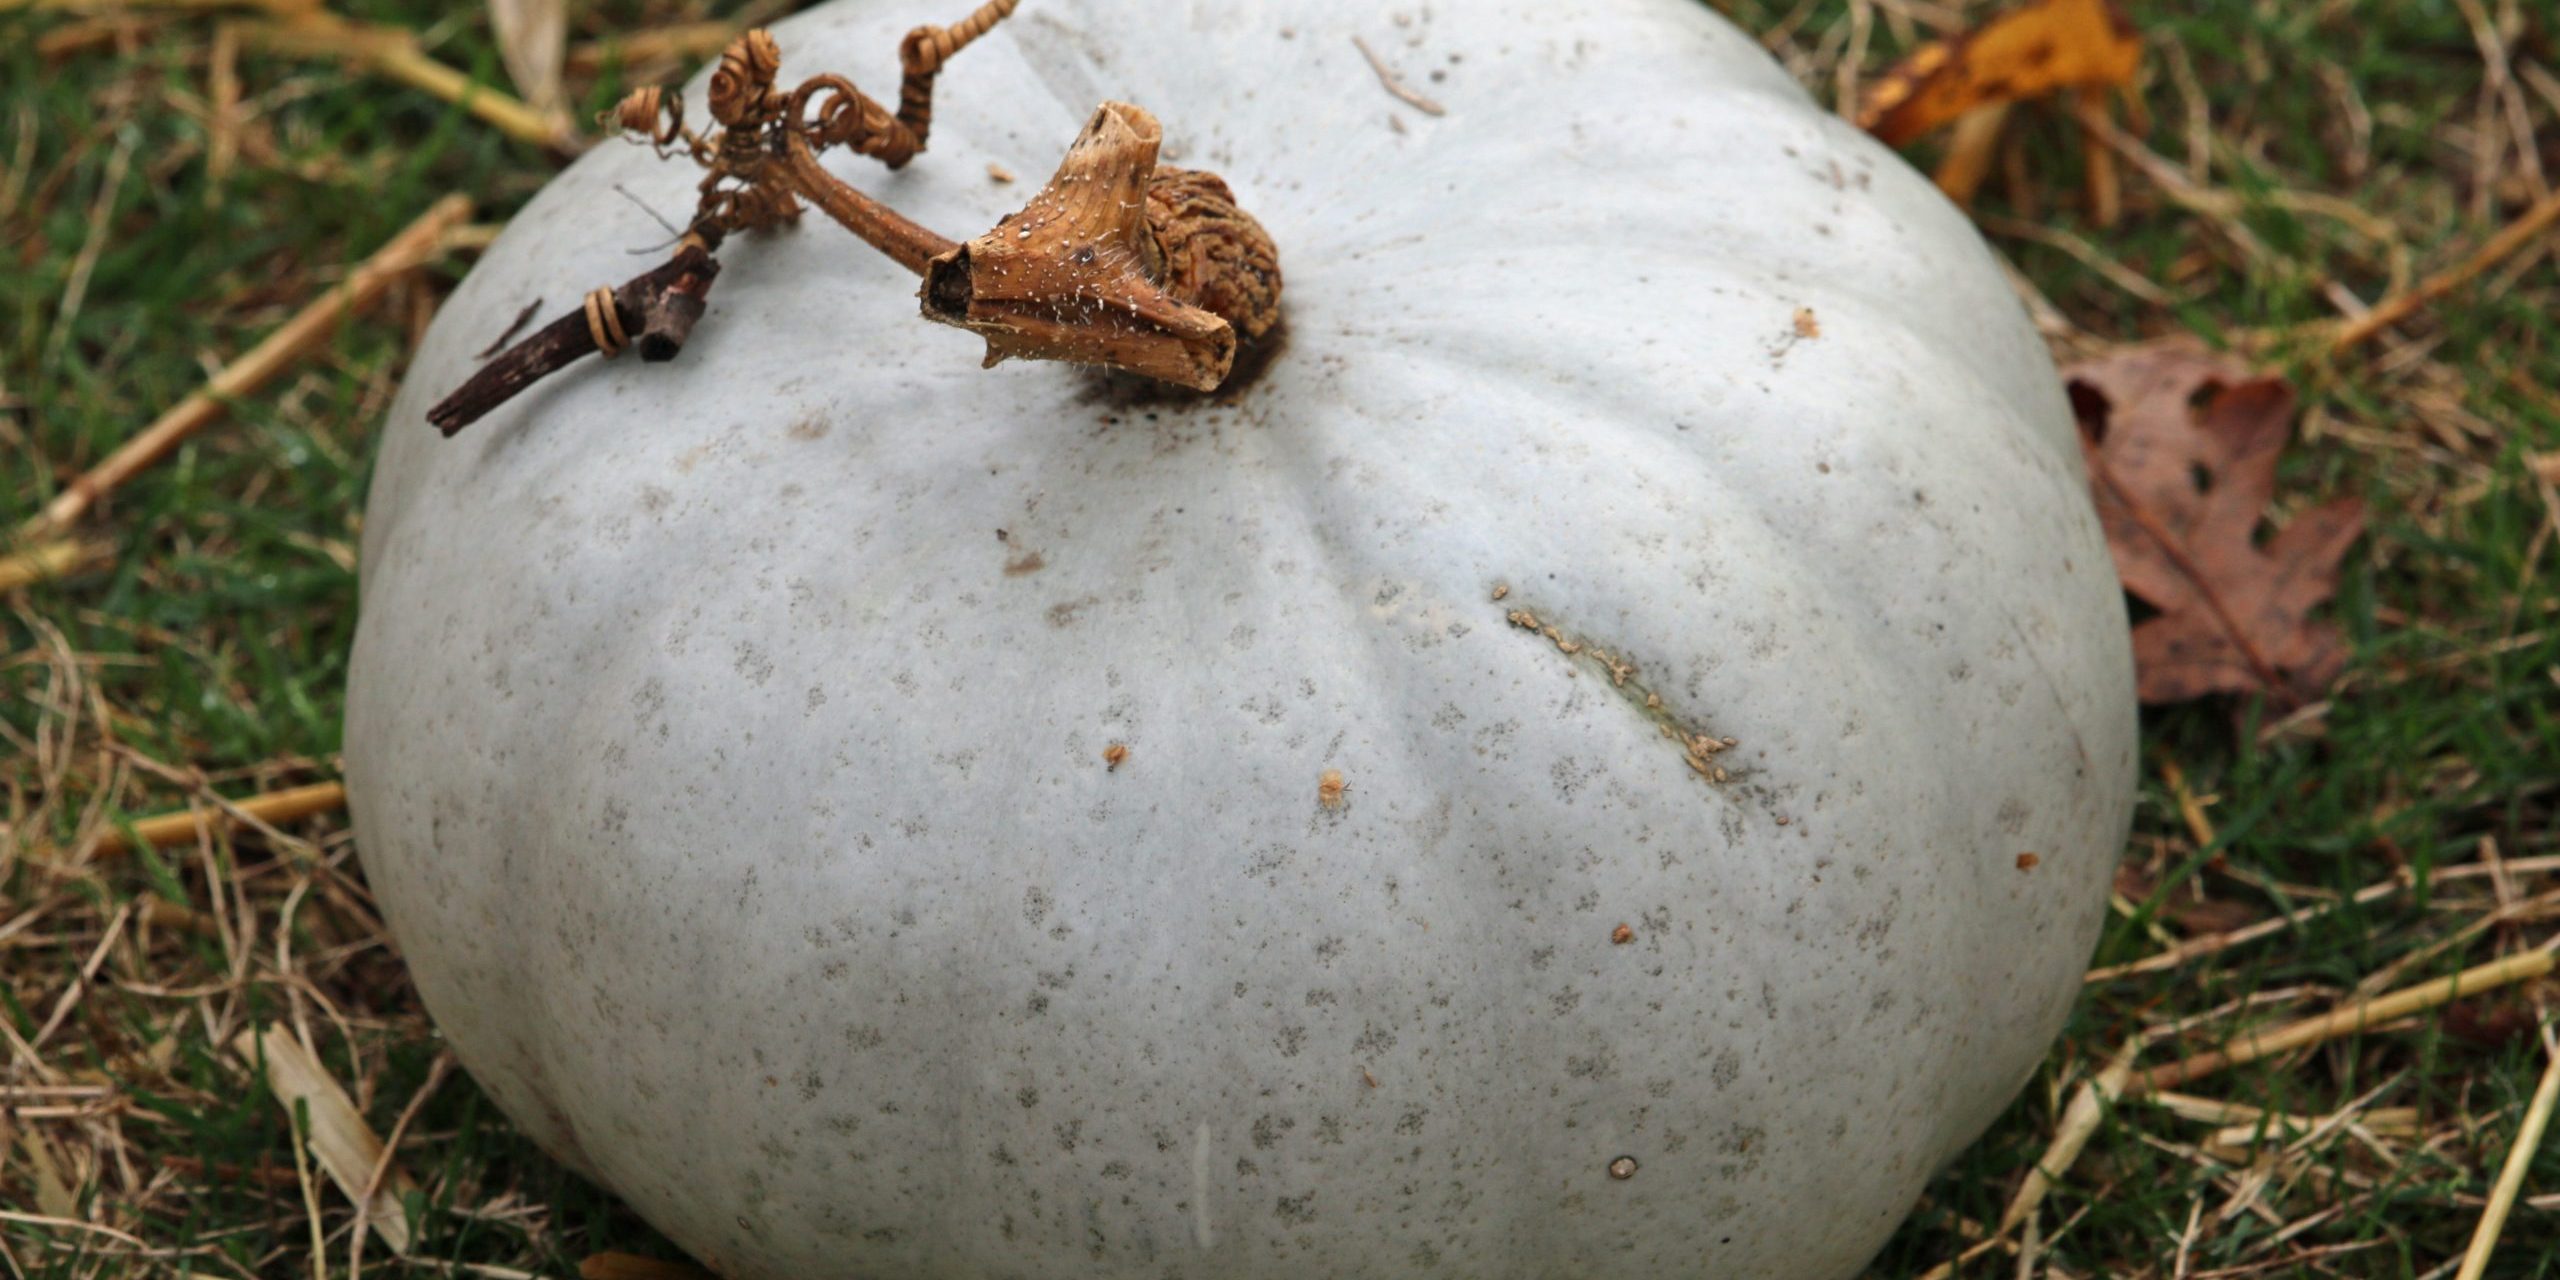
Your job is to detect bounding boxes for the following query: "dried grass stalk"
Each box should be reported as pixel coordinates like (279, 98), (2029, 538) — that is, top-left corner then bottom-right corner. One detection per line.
(2331, 185), (2560, 352)
(2001, 1042), (2141, 1233)
(566, 21), (735, 75)
(0, 538), (107, 591)
(20, 197), (468, 539)
(32, 780), (345, 864)
(2137, 949), (2558, 1093)
(2453, 1029), (2560, 1280)
(242, 14), (574, 149)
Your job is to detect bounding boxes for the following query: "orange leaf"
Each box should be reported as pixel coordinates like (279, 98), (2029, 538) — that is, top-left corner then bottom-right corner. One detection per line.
(1857, 0), (2142, 146)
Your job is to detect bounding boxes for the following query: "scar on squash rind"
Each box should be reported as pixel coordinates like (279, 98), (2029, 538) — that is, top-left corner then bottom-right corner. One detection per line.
(1502, 600), (1739, 787)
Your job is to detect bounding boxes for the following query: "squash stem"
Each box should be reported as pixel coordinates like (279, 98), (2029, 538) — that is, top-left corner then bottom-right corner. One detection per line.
(776, 131), (956, 276)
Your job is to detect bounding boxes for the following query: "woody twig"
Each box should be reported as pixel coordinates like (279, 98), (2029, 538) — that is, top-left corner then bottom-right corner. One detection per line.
(427, 244), (721, 435)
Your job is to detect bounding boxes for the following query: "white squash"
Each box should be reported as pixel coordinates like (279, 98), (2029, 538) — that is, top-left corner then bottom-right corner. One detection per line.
(345, 0), (2136, 1275)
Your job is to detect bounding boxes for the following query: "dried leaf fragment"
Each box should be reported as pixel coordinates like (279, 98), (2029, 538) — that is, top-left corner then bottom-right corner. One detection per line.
(2066, 341), (2364, 707)
(232, 1025), (418, 1254)
(487, 0), (568, 118)
(2110, 865), (2260, 937)
(1856, 0), (2141, 146)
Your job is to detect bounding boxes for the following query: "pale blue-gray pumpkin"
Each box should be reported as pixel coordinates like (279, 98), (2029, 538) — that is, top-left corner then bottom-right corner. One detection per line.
(346, 1), (2137, 1275)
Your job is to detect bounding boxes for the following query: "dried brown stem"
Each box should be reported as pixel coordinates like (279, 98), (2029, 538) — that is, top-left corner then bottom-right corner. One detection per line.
(437, 11), (1286, 430)
(676, 21), (1278, 389)
(429, 244), (721, 435)
(775, 129), (956, 273)
(922, 102), (1280, 390)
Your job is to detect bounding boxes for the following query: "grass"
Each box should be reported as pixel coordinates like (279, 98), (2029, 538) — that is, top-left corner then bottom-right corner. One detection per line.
(3, 0), (2557, 1275)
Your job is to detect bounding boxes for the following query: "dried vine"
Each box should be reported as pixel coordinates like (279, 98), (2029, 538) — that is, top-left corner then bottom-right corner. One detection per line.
(432, 1), (1282, 435)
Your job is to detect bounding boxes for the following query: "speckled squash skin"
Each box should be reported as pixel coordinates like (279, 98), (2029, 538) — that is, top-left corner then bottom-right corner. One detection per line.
(344, 1), (2138, 1275)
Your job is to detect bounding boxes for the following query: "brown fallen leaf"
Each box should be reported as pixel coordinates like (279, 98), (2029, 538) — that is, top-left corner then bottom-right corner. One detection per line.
(1857, 0), (2142, 147)
(2114, 866), (2263, 937)
(2443, 996), (2540, 1050)
(2066, 342), (2365, 707)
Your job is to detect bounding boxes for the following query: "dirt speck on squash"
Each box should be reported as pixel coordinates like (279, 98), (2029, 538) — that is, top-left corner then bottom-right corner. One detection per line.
(1003, 550), (1047, 576)
(1766, 306), (1821, 366)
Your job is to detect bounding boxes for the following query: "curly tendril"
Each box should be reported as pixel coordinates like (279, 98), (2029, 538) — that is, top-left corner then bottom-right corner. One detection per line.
(788, 73), (908, 165)
(708, 30), (785, 127)
(581, 287), (629, 358)
(894, 0), (1021, 150)
(607, 86), (686, 150)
